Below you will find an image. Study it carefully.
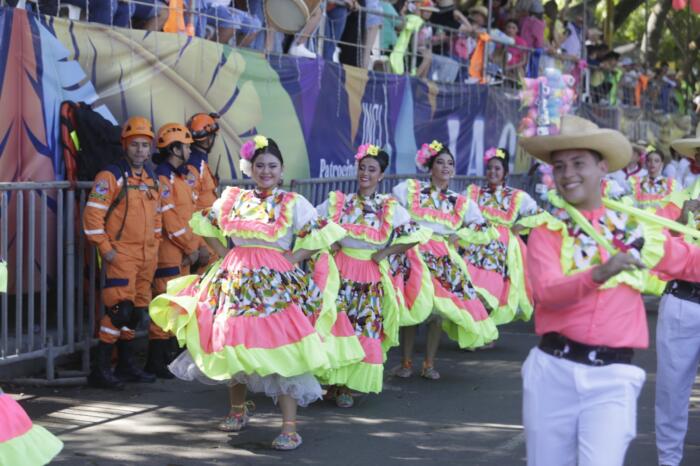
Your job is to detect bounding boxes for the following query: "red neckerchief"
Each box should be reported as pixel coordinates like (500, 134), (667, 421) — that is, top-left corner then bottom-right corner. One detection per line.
(690, 160), (700, 175)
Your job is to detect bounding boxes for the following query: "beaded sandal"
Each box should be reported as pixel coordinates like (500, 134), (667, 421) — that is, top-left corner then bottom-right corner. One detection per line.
(420, 363), (441, 380)
(393, 359), (413, 378)
(217, 401), (255, 432)
(335, 392), (354, 408)
(272, 421), (303, 451)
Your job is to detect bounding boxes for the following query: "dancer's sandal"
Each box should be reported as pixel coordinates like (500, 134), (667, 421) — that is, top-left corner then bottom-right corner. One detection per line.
(420, 363), (441, 380)
(272, 421), (303, 451)
(217, 401), (256, 432)
(335, 392), (354, 408)
(392, 358), (413, 378)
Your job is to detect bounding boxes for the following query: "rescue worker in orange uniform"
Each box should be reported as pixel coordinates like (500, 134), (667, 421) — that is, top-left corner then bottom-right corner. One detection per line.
(185, 112), (221, 273)
(83, 116), (160, 389)
(146, 123), (203, 378)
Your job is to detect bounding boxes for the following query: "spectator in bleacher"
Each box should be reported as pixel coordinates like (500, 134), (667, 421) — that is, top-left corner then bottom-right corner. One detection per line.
(543, 0), (565, 52)
(322, 0), (360, 62)
(198, 0), (262, 45)
(489, 0), (510, 31)
(503, 18), (527, 80)
(620, 57), (639, 106)
(39, 0), (120, 25)
(519, 0), (545, 50)
(559, 7), (582, 58)
(379, 0), (402, 55)
(363, 0), (386, 68)
(585, 26), (603, 46)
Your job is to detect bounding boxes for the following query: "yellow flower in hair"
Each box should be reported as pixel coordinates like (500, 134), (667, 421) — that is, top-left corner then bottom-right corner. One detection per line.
(253, 135), (269, 150)
(429, 140), (443, 153)
(495, 148), (507, 159)
(367, 145), (379, 156)
(646, 144), (656, 154)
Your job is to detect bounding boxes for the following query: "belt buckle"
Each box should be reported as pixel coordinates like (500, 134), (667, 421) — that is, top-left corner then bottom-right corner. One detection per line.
(553, 343), (570, 358)
(588, 350), (604, 366)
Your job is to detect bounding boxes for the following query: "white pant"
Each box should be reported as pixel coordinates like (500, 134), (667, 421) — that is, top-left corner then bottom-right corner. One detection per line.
(655, 294), (700, 466)
(522, 347), (646, 466)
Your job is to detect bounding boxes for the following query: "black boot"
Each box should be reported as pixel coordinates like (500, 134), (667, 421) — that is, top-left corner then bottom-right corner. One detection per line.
(115, 340), (156, 383)
(88, 342), (125, 390)
(144, 340), (174, 379)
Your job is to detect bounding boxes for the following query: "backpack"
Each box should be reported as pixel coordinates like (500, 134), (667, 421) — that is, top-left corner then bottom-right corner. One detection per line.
(60, 101), (124, 183)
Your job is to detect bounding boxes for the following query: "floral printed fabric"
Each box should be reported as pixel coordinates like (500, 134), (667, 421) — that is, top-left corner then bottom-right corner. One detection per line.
(462, 240), (508, 276)
(200, 263), (322, 318)
(336, 278), (385, 339)
(471, 185), (540, 226)
(553, 207), (646, 272)
(422, 250), (478, 301)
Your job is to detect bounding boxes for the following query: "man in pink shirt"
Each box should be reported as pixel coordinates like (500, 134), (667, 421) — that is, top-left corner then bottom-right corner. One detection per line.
(519, 115), (700, 466)
(519, 0), (546, 49)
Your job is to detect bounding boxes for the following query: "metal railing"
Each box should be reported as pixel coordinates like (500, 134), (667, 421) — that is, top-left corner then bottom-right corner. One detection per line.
(0, 174), (536, 382)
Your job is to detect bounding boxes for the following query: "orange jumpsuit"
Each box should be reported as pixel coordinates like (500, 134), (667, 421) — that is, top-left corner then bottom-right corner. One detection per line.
(185, 148), (220, 273)
(151, 161), (202, 339)
(83, 159), (161, 344)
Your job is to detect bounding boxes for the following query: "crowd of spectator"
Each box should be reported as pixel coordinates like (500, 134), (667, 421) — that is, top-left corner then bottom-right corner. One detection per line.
(7, 0), (699, 116)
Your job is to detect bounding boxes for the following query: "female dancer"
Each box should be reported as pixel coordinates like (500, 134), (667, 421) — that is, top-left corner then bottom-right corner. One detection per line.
(462, 148), (549, 325)
(627, 146), (686, 220)
(392, 141), (498, 380)
(150, 135), (346, 450)
(316, 144), (431, 407)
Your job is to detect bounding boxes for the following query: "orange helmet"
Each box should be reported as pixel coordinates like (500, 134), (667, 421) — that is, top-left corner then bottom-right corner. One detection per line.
(187, 112), (220, 140)
(121, 116), (154, 142)
(156, 123), (194, 149)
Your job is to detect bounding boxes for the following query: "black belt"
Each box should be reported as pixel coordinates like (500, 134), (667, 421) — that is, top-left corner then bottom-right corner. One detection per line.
(665, 280), (700, 304)
(538, 332), (634, 366)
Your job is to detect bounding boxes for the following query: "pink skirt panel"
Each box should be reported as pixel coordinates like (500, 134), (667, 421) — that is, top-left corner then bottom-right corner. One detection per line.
(334, 251), (382, 283)
(403, 248), (425, 308)
(468, 265), (509, 307)
(221, 246), (294, 273)
(358, 336), (383, 365)
(0, 394), (33, 442)
(420, 238), (449, 258)
(433, 277), (490, 322)
(329, 312), (359, 338)
(197, 304), (316, 352)
(312, 253), (331, 291)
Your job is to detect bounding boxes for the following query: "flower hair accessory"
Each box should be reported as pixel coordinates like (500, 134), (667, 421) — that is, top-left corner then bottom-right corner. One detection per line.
(239, 135), (270, 177)
(240, 135), (269, 161)
(415, 140), (444, 172)
(355, 143), (381, 161)
(484, 147), (506, 163)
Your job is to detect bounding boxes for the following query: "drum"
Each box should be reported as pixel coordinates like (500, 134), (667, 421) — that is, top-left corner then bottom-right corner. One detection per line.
(264, 0), (322, 34)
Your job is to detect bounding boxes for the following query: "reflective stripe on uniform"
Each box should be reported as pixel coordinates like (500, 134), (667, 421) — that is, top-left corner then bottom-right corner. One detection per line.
(84, 228), (106, 235)
(169, 227), (187, 238)
(86, 202), (109, 210)
(100, 326), (121, 337)
(154, 228), (162, 233)
(154, 266), (181, 278)
(160, 204), (176, 213)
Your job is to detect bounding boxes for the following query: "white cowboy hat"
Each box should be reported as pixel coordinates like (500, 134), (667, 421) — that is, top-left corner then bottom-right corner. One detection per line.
(519, 115), (632, 172)
(670, 126), (700, 158)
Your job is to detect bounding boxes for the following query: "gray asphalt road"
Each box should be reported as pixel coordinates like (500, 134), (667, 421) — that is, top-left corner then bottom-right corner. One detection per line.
(12, 315), (700, 466)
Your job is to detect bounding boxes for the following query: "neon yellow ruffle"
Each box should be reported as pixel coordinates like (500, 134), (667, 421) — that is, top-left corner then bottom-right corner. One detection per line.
(545, 192), (669, 293)
(397, 248), (435, 327)
(318, 331), (366, 371)
(405, 179), (469, 230)
(392, 224), (433, 247)
(514, 210), (553, 234)
(190, 211), (227, 247)
(0, 424), (63, 466)
(488, 231), (533, 325)
(455, 222), (499, 246)
(427, 242), (499, 348)
(318, 361), (384, 394)
(293, 221), (346, 253)
(149, 272), (330, 379)
(311, 251), (340, 338)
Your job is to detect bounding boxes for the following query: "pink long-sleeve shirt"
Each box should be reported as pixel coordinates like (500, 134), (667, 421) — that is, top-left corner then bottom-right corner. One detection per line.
(527, 206), (700, 349)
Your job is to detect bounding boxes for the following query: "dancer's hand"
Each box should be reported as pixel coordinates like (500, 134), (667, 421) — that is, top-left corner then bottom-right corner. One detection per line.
(592, 253), (645, 284)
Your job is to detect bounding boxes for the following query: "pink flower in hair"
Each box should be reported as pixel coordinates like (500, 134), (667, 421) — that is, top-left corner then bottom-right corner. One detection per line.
(240, 140), (256, 160)
(354, 143), (380, 161)
(484, 147), (507, 163)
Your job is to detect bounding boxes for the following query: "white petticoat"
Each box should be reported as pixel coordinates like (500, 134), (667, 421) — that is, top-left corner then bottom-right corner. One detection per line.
(168, 351), (323, 407)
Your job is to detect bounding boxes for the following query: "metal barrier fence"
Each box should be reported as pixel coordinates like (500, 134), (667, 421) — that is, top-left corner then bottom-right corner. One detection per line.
(0, 174), (535, 383)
